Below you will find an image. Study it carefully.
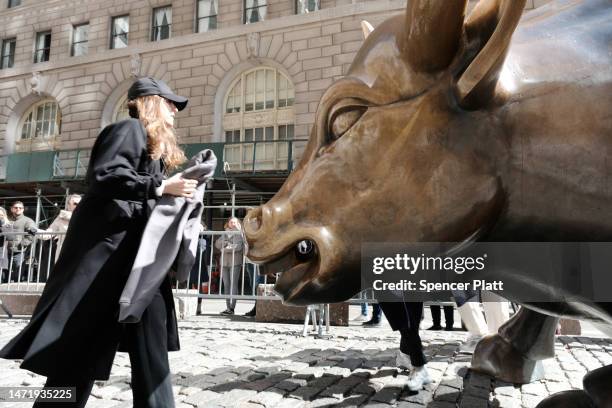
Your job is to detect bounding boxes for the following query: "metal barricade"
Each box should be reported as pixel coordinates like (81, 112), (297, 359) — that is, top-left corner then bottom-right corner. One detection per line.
(172, 229), (280, 302)
(0, 231), (58, 294)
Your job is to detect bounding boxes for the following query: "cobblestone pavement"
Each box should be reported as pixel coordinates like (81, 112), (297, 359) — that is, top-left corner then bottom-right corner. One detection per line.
(1, 306), (611, 408)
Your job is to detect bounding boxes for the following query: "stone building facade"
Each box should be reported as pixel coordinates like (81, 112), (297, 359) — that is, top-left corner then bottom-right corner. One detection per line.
(0, 0), (551, 192)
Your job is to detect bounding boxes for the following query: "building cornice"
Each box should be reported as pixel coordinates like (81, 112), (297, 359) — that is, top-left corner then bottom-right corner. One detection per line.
(0, 0), (405, 81)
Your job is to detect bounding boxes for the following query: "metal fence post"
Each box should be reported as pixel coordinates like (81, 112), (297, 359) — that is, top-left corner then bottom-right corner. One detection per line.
(35, 188), (42, 226)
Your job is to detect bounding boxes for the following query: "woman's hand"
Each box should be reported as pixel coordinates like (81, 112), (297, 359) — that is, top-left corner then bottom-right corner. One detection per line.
(162, 173), (198, 197)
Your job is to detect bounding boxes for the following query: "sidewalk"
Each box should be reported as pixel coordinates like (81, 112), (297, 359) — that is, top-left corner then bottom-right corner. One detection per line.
(0, 302), (610, 407)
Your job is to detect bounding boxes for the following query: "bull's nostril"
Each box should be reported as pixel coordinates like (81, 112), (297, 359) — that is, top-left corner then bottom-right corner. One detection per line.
(244, 208), (262, 234)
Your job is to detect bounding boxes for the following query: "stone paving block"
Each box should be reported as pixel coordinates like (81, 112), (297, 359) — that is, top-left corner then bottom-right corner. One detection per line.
(213, 389), (259, 407)
(275, 379), (303, 393)
(521, 393), (544, 408)
(273, 398), (307, 408)
(565, 372), (585, 389)
(290, 386), (323, 401)
(400, 389), (433, 405)
(306, 397), (340, 407)
(490, 394), (520, 408)
(266, 372), (294, 383)
(108, 401), (134, 408)
(254, 366), (283, 376)
(296, 367), (326, 378)
(236, 403), (264, 408)
(370, 386), (402, 404)
(433, 385), (460, 403)
(459, 395), (488, 408)
(321, 366), (352, 377)
(237, 372), (267, 382)
(418, 401), (456, 408)
(336, 358), (363, 371)
(249, 389), (286, 406)
(113, 389), (133, 401)
(245, 378), (280, 392)
(308, 375), (341, 390)
(396, 401), (428, 408)
(545, 380), (571, 395)
(439, 377), (463, 390)
(318, 383), (354, 399)
(351, 382), (379, 396)
(362, 360), (386, 369)
(179, 386), (204, 396)
(91, 384), (125, 399)
(314, 360), (338, 368)
(493, 383), (519, 397)
(351, 369), (374, 378)
(183, 390), (222, 406)
(209, 380), (247, 393)
(520, 382), (548, 396)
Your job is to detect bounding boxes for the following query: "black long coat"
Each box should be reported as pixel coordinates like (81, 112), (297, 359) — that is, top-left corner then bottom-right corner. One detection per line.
(0, 119), (180, 380)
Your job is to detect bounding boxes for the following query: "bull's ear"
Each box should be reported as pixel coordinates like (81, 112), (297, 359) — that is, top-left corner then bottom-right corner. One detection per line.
(361, 21), (374, 40)
(455, 0), (526, 109)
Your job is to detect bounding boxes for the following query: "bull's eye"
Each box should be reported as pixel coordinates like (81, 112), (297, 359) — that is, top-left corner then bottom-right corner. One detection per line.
(327, 98), (368, 142)
(330, 109), (366, 140)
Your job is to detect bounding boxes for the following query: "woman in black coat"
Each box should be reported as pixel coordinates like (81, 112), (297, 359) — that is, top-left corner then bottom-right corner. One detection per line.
(0, 77), (197, 408)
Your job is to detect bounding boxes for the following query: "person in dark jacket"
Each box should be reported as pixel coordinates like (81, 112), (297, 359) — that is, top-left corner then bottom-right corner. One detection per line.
(0, 77), (197, 408)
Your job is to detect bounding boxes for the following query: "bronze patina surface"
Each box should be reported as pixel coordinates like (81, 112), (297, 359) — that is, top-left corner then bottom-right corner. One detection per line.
(244, 0), (612, 404)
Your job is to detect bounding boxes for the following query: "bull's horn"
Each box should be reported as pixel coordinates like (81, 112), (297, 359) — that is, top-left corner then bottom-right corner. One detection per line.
(361, 20), (374, 40)
(403, 0), (468, 72)
(455, 0), (526, 109)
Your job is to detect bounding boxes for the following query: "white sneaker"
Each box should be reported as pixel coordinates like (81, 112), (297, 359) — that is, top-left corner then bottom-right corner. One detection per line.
(396, 351), (412, 370)
(406, 367), (432, 391)
(352, 314), (369, 322)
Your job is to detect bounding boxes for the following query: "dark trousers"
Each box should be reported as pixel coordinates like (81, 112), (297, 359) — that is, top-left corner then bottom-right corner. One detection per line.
(7, 251), (27, 282)
(430, 305), (454, 328)
(380, 302), (426, 368)
(372, 303), (382, 320)
(34, 290), (174, 408)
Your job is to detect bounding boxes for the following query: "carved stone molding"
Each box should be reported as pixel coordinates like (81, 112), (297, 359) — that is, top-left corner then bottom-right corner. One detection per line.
(246, 32), (260, 60)
(130, 53), (142, 77)
(30, 71), (42, 95)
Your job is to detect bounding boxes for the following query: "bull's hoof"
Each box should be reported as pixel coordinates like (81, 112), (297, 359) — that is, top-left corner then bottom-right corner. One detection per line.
(535, 390), (594, 408)
(583, 364), (612, 408)
(470, 334), (545, 384)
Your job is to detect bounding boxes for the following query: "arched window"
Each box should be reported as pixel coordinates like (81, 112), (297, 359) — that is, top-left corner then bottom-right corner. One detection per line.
(17, 99), (61, 151)
(223, 67), (295, 171)
(113, 95), (130, 122)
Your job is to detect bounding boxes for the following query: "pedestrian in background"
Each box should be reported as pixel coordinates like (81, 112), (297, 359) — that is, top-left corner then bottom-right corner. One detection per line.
(38, 194), (82, 263)
(215, 217), (244, 316)
(2, 201), (36, 282)
(0, 207), (9, 279)
(428, 304), (455, 331)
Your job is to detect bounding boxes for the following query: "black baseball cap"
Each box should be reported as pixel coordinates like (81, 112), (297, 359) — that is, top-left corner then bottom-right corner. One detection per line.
(127, 77), (188, 111)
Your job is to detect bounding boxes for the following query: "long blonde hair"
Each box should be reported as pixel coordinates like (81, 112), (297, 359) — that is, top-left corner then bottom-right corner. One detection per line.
(128, 95), (186, 171)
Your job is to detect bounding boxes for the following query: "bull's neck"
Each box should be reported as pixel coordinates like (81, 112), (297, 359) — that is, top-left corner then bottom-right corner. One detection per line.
(489, 102), (612, 241)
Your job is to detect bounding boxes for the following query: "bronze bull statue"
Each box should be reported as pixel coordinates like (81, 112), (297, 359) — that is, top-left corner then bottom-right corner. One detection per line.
(244, 0), (612, 406)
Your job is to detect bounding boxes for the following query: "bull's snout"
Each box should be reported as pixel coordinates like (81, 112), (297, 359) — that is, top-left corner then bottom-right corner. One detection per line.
(244, 202), (297, 263)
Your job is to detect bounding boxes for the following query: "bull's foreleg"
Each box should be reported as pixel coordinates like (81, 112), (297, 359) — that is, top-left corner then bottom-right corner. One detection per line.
(471, 306), (558, 383)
